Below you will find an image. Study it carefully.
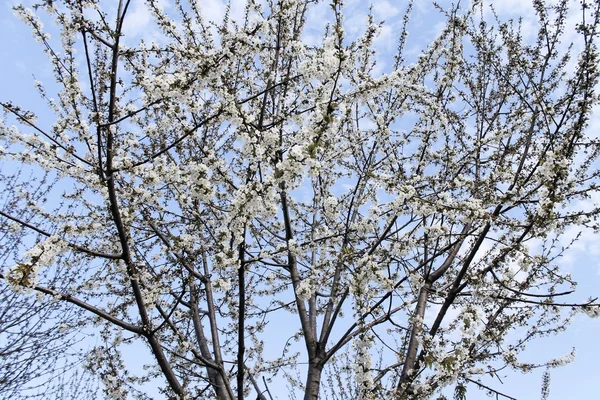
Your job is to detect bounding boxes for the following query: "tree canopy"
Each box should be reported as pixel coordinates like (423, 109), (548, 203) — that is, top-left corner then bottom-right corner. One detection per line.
(1, 0), (600, 399)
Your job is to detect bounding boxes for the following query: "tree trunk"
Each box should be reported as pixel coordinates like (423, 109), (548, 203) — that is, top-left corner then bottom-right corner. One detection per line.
(303, 360), (323, 400)
(398, 283), (430, 393)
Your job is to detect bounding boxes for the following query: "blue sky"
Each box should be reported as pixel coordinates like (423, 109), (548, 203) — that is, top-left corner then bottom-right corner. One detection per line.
(1, 0), (600, 399)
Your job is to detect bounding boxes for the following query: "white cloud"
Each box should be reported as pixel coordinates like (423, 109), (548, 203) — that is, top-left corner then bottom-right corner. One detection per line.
(122, 0), (153, 39)
(488, 0), (534, 17)
(302, 1), (330, 46)
(197, 0), (226, 25)
(372, 1), (399, 20)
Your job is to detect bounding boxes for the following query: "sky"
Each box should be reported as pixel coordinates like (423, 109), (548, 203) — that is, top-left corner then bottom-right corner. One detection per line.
(1, 0), (599, 399)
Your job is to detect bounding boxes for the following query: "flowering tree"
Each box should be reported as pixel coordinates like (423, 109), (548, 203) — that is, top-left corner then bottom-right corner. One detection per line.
(1, 0), (600, 399)
(0, 281), (96, 399)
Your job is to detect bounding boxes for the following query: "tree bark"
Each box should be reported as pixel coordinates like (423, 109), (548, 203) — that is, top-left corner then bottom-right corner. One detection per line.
(303, 360), (324, 400)
(398, 282), (430, 393)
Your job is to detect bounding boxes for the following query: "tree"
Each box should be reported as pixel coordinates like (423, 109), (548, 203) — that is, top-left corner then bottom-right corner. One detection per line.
(1, 0), (599, 399)
(0, 170), (100, 399)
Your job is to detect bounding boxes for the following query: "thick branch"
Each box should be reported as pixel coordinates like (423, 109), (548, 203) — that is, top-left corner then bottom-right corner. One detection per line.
(0, 273), (142, 334)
